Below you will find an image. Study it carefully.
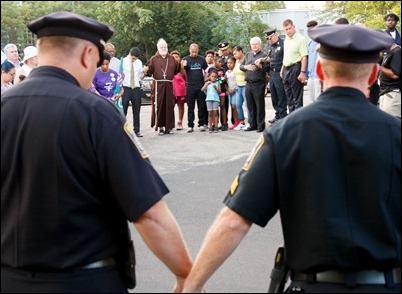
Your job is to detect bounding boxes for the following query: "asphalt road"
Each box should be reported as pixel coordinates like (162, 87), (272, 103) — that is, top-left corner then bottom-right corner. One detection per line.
(126, 90), (310, 293)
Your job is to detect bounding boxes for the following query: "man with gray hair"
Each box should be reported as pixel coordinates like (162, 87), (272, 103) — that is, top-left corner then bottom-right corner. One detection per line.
(240, 36), (269, 132)
(3, 43), (22, 69)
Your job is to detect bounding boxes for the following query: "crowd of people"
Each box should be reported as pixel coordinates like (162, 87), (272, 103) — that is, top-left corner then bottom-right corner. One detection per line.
(1, 9), (401, 294)
(3, 13), (400, 129)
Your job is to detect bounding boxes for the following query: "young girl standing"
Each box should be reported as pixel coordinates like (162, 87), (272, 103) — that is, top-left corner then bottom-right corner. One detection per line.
(201, 72), (221, 133)
(225, 56), (240, 129)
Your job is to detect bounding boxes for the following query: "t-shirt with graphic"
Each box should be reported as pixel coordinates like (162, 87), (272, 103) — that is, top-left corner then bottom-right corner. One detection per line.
(93, 68), (121, 99)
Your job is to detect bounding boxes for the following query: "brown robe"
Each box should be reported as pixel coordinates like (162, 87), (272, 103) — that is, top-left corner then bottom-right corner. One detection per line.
(145, 52), (180, 130)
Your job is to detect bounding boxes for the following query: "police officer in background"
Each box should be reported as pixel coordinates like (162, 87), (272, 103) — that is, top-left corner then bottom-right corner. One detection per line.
(1, 11), (192, 293)
(182, 24), (400, 293)
(262, 28), (288, 124)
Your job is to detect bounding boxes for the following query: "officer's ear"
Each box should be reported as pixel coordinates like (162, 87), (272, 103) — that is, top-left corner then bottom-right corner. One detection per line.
(316, 59), (324, 81)
(368, 63), (380, 87)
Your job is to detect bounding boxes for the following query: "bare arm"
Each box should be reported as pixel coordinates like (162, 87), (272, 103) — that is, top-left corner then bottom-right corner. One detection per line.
(298, 55), (308, 83)
(201, 81), (211, 92)
(380, 65), (399, 80)
(182, 206), (252, 293)
(133, 199), (192, 293)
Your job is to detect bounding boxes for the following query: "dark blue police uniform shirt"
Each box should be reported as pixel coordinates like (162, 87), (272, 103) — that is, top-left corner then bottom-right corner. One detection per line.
(224, 87), (401, 273)
(1, 66), (169, 270)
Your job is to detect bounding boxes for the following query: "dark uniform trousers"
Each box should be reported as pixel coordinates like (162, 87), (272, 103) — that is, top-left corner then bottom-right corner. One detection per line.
(245, 80), (266, 130)
(186, 82), (207, 128)
(1, 265), (128, 293)
(282, 62), (304, 113)
(269, 70), (288, 119)
(122, 86), (142, 133)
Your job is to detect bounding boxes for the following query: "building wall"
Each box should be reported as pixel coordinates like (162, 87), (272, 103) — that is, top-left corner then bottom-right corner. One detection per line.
(257, 9), (320, 40)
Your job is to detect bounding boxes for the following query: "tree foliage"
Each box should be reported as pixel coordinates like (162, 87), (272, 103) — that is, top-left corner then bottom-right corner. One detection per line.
(2, 1), (401, 62)
(317, 1), (401, 30)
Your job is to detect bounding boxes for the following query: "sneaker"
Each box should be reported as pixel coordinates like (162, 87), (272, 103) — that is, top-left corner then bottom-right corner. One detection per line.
(230, 121), (241, 130)
(214, 127), (219, 133)
(199, 125), (207, 132)
(209, 127), (213, 133)
(187, 127), (194, 133)
(176, 122), (183, 130)
(234, 123), (246, 131)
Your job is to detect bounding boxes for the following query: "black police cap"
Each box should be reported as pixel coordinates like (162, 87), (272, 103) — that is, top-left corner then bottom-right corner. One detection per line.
(27, 11), (114, 67)
(308, 24), (394, 63)
(263, 27), (276, 36)
(217, 42), (229, 50)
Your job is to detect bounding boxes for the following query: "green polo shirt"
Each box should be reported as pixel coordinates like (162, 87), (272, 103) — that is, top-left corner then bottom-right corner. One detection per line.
(283, 32), (308, 67)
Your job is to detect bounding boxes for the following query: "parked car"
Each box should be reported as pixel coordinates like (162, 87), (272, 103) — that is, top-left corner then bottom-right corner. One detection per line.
(140, 76), (153, 105)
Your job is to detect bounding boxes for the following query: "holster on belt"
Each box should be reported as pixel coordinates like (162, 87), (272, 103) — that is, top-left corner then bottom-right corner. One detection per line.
(268, 247), (290, 293)
(115, 221), (136, 289)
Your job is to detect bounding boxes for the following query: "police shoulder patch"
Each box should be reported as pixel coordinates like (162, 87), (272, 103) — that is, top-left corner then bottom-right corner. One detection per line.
(243, 134), (265, 171)
(123, 122), (149, 159)
(229, 175), (239, 196)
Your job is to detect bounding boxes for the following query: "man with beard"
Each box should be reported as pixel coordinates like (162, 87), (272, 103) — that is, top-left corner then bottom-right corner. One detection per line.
(143, 38), (180, 135)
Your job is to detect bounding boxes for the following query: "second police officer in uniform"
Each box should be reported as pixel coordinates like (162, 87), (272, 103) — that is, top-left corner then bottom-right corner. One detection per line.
(182, 24), (401, 293)
(263, 28), (288, 124)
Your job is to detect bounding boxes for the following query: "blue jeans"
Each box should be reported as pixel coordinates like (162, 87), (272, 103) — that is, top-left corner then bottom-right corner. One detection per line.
(236, 85), (251, 122)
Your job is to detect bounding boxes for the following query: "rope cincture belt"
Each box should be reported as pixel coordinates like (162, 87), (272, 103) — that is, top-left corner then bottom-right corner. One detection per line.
(293, 268), (401, 285)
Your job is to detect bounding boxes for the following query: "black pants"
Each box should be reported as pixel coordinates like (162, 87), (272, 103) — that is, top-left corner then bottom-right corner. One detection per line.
(1, 266), (127, 293)
(285, 281), (400, 293)
(122, 87), (142, 133)
(269, 71), (288, 119)
(186, 83), (207, 128)
(282, 63), (304, 113)
(245, 81), (266, 130)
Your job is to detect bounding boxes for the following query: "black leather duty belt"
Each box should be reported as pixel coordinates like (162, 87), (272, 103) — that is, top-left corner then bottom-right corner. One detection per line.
(80, 257), (115, 269)
(283, 62), (301, 69)
(293, 268), (401, 285)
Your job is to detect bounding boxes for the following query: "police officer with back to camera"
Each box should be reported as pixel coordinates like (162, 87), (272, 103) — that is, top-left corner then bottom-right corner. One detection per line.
(1, 11), (192, 293)
(263, 28), (288, 124)
(182, 24), (400, 293)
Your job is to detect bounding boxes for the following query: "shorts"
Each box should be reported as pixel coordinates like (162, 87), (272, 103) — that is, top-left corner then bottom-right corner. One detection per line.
(175, 96), (187, 104)
(206, 101), (219, 111)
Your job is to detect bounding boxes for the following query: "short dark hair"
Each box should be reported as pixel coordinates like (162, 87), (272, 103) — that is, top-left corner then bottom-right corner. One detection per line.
(130, 47), (140, 57)
(307, 20), (318, 28)
(205, 50), (215, 57)
(384, 13), (399, 22)
(102, 51), (111, 62)
(232, 46), (243, 52)
(335, 17), (349, 25)
(1, 61), (15, 73)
